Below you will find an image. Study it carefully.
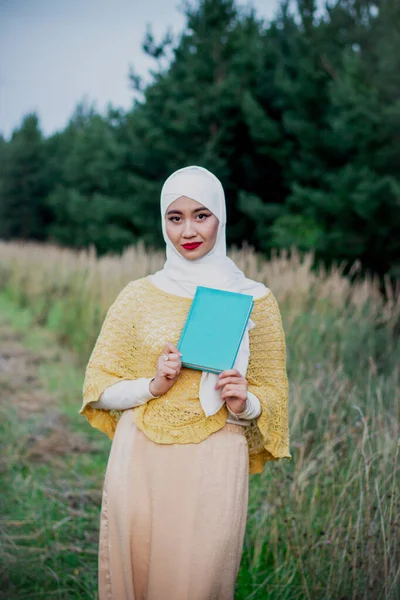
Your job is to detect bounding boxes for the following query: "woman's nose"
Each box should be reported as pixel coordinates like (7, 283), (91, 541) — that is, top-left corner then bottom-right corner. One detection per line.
(182, 220), (196, 237)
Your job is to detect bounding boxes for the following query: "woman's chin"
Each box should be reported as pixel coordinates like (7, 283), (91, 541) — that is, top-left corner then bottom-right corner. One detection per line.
(179, 247), (207, 260)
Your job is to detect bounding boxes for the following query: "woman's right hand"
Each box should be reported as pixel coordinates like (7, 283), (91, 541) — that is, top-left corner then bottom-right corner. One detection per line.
(149, 342), (182, 397)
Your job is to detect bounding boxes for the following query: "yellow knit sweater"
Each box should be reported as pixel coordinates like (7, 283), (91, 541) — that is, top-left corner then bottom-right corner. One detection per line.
(79, 276), (291, 474)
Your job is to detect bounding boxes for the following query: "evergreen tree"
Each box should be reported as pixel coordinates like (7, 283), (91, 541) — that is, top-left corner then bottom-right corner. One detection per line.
(0, 114), (50, 240)
(47, 105), (135, 254)
(285, 1), (400, 277)
(237, 0), (400, 277)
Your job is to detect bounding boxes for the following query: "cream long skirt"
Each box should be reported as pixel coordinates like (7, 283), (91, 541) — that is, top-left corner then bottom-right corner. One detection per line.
(98, 408), (249, 600)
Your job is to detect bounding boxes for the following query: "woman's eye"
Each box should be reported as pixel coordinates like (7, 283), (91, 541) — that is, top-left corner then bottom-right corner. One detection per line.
(168, 213), (210, 223)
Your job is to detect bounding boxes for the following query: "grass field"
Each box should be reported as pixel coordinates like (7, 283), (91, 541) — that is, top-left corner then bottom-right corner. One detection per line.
(0, 240), (399, 599)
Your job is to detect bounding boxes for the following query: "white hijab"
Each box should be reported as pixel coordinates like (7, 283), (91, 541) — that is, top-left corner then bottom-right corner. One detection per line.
(151, 165), (268, 416)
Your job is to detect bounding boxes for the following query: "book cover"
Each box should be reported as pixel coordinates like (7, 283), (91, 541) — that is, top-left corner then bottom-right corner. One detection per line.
(177, 286), (254, 374)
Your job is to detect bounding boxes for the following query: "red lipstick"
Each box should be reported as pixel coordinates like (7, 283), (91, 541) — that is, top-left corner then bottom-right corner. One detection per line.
(182, 242), (203, 250)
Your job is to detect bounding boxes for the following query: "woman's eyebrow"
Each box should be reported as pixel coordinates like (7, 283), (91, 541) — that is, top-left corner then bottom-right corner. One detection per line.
(166, 206), (210, 216)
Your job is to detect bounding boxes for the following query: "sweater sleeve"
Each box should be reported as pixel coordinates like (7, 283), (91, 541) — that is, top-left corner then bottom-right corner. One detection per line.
(244, 290), (291, 470)
(89, 377), (159, 410)
(79, 281), (146, 438)
(226, 391), (262, 421)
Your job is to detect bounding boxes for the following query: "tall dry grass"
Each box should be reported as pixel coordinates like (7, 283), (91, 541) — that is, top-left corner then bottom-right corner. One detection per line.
(1, 240), (398, 354)
(0, 239), (399, 599)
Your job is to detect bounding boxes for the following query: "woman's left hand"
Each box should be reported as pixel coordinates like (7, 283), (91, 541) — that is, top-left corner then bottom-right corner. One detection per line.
(215, 369), (248, 414)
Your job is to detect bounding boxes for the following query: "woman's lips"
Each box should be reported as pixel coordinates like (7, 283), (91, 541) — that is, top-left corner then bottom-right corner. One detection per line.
(181, 242), (203, 250)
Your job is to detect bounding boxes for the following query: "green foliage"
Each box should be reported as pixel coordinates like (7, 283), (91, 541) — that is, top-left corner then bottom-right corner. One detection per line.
(270, 213), (323, 251)
(0, 114), (51, 240)
(0, 0), (399, 277)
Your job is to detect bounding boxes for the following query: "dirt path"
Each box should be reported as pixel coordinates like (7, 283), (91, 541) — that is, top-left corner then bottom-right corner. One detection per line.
(0, 322), (91, 464)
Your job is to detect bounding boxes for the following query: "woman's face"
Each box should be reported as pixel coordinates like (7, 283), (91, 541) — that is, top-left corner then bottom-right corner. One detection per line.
(165, 196), (219, 260)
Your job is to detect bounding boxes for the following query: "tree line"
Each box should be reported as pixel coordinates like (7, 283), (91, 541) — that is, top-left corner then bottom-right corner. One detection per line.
(0, 0), (399, 280)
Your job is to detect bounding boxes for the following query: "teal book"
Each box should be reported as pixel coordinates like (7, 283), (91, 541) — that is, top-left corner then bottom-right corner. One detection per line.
(177, 286), (254, 374)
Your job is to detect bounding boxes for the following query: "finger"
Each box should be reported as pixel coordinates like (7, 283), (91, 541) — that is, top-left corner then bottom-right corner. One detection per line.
(164, 342), (182, 356)
(218, 369), (241, 379)
(166, 372), (179, 380)
(165, 373), (179, 381)
(158, 357), (181, 369)
(163, 353), (182, 362)
(163, 368), (178, 378)
(222, 389), (247, 400)
(162, 343), (177, 356)
(216, 376), (245, 386)
(161, 366), (179, 377)
(221, 383), (235, 392)
(215, 377), (246, 390)
(161, 360), (180, 371)
(222, 387), (246, 397)
(222, 384), (246, 396)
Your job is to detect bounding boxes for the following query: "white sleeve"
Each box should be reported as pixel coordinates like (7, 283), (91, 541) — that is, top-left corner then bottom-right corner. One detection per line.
(226, 391), (262, 421)
(88, 377), (159, 410)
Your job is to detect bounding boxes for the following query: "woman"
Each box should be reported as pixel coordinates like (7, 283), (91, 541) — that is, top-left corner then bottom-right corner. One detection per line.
(79, 165), (291, 600)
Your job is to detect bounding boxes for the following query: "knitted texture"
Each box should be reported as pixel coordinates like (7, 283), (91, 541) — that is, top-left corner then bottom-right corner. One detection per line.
(79, 277), (291, 474)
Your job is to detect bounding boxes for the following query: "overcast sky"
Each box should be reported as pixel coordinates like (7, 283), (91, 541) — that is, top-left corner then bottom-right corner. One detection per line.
(0, 0), (281, 140)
